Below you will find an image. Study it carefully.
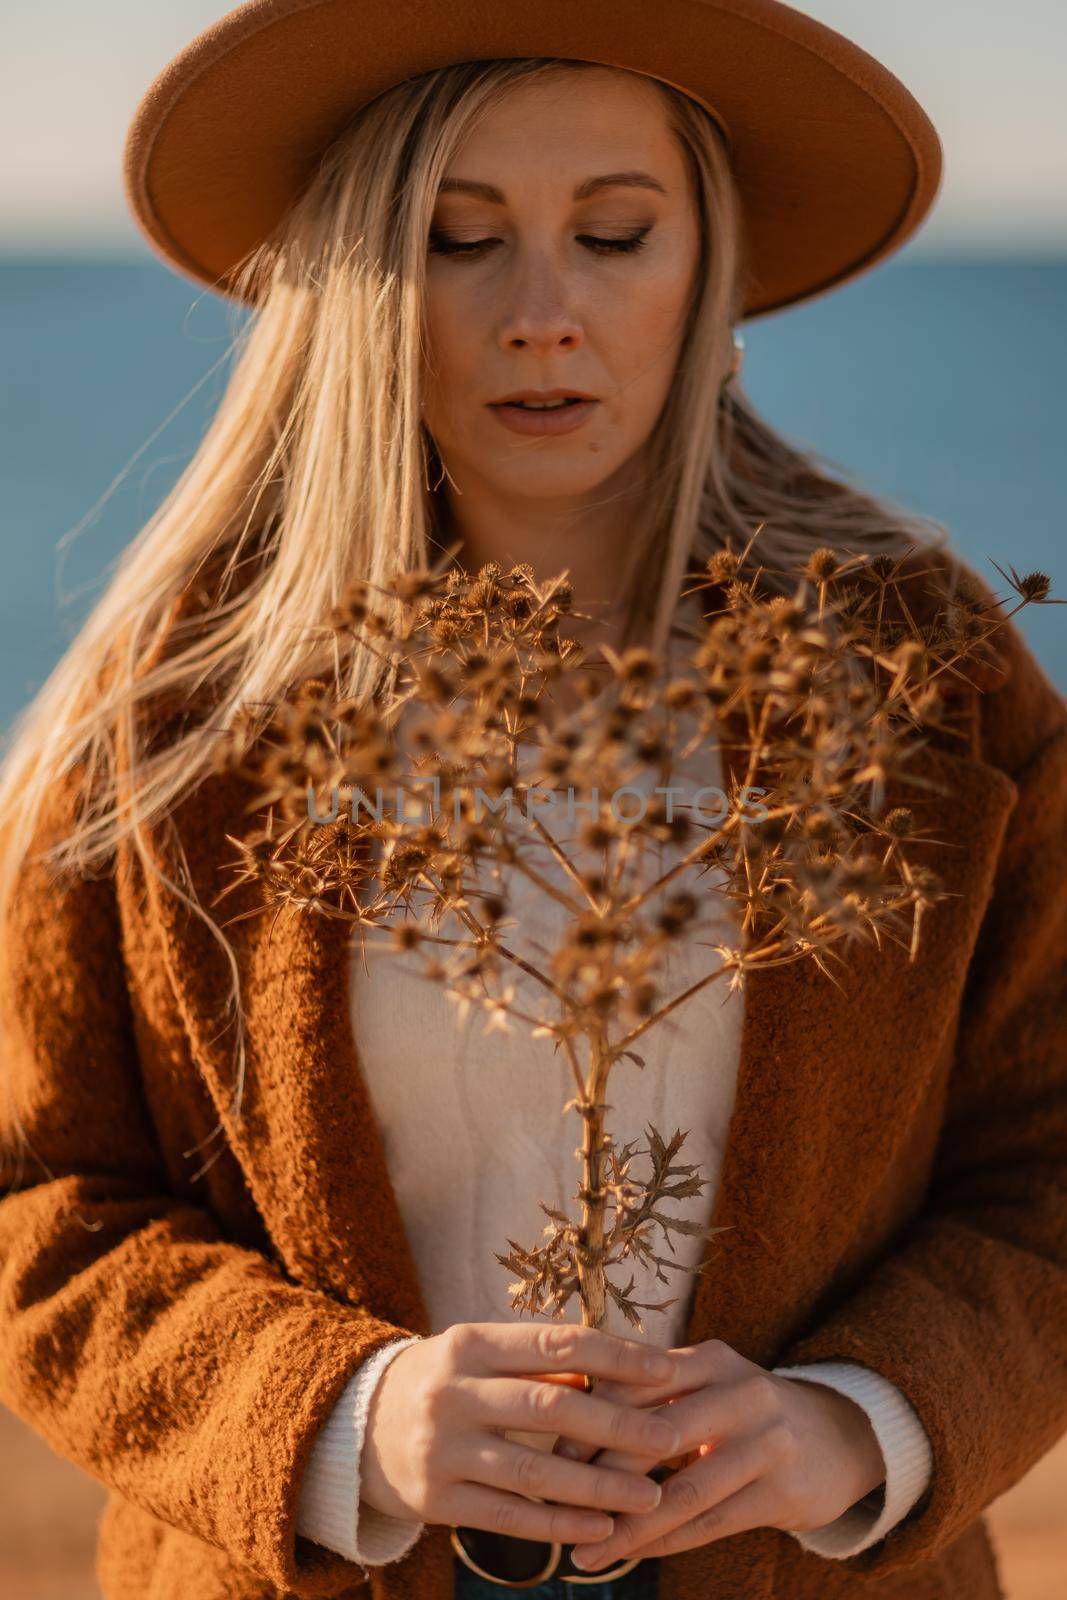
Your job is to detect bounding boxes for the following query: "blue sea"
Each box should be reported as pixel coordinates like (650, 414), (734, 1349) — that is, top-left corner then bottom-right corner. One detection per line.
(1, 254), (1063, 737)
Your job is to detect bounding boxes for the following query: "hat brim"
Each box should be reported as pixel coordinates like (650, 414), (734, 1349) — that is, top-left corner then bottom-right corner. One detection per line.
(123, 0), (943, 320)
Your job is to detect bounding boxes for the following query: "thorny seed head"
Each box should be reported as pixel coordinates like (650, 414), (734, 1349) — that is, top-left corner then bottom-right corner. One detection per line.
(804, 547), (840, 584)
(664, 675), (698, 710)
(657, 890), (698, 936)
(383, 565), (438, 605)
(481, 893), (506, 925)
(883, 807), (917, 838)
(765, 595), (807, 635)
(616, 647), (657, 684)
(579, 818), (616, 851)
(706, 549), (739, 584)
(1016, 570), (1052, 602)
(329, 580), (371, 630)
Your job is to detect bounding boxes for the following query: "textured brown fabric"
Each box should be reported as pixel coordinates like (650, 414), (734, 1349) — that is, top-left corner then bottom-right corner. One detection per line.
(1, 556), (1065, 1599)
(122, 0), (943, 320)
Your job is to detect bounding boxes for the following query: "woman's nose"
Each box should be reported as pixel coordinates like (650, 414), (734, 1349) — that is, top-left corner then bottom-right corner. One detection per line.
(496, 257), (584, 354)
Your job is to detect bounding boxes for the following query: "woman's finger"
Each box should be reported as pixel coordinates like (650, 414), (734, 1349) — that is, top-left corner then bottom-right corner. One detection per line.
(603, 1475), (782, 1563)
(443, 1479), (617, 1548)
(592, 1341), (750, 1407)
(464, 1322), (678, 1387)
(558, 1370), (766, 1481)
(552, 1386), (706, 1472)
(456, 1433), (664, 1516)
(570, 1432), (769, 1571)
(469, 1375), (682, 1459)
(551, 1434), (600, 1465)
(591, 1373), (771, 1476)
(590, 1439), (711, 1476)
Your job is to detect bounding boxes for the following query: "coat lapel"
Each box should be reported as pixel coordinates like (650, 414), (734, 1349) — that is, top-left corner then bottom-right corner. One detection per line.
(139, 758), (432, 1335)
(682, 704), (1020, 1361)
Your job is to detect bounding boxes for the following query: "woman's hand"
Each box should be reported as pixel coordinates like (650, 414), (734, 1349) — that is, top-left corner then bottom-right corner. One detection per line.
(358, 1321), (686, 1547)
(551, 1338), (886, 1571)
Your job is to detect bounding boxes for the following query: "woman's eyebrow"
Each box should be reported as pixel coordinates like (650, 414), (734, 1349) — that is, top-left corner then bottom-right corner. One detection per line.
(436, 170), (668, 203)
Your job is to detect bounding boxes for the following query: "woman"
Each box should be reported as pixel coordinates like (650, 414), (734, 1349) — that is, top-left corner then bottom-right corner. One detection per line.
(0, 5), (1064, 1599)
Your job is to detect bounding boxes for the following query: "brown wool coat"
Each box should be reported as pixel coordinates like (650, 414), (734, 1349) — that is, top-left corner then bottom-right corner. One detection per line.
(1, 559), (1066, 1600)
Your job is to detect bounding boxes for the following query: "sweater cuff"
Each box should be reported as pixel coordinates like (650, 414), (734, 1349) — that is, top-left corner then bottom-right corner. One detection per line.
(295, 1334), (426, 1567)
(770, 1360), (933, 1559)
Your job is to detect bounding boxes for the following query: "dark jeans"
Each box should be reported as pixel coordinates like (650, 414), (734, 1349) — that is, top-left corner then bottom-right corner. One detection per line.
(453, 1550), (660, 1599)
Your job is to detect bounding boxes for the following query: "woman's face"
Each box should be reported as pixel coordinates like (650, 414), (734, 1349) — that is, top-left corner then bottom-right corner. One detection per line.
(421, 67), (702, 506)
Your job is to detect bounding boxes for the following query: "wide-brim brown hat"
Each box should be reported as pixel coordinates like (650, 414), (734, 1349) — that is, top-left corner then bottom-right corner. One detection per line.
(123, 0), (943, 320)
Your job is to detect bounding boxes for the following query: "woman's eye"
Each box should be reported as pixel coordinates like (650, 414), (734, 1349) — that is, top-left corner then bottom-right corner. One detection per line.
(427, 229), (651, 258)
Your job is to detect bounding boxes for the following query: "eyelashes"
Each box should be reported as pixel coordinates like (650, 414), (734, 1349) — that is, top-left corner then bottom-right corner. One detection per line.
(427, 228), (652, 259)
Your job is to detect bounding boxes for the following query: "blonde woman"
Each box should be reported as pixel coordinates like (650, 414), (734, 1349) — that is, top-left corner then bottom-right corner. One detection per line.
(1, 5), (1065, 1600)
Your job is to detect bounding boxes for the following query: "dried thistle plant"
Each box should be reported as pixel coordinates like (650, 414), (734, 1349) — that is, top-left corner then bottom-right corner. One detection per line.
(211, 535), (1059, 1361)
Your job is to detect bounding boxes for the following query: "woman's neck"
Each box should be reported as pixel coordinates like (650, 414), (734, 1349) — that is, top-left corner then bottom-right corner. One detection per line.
(432, 465), (650, 659)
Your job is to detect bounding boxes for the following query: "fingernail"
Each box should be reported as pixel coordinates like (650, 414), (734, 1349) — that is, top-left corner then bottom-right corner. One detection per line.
(649, 1420), (681, 1452)
(629, 1482), (661, 1512)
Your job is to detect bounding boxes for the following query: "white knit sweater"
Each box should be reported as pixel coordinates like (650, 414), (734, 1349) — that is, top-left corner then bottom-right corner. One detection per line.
(295, 618), (933, 1572)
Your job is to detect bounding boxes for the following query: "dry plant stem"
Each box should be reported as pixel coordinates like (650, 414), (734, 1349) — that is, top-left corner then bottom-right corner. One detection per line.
(619, 808), (739, 917)
(920, 596), (1028, 694)
(524, 811), (605, 912)
(615, 953), (748, 1056)
(416, 866), (556, 997)
(498, 836), (588, 917)
(577, 1029), (612, 1336)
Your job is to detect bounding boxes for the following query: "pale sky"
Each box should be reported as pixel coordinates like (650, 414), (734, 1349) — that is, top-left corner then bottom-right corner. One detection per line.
(1, 1), (1065, 253)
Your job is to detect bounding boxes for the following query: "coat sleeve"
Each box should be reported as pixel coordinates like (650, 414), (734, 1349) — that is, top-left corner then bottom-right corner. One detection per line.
(0, 753), (422, 1596)
(774, 615), (1067, 1578)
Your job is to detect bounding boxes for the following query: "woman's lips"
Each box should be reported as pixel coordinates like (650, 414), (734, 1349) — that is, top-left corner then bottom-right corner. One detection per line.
(488, 399), (599, 436)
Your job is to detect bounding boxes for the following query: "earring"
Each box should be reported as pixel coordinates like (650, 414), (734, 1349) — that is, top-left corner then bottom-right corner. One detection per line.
(726, 329), (745, 386)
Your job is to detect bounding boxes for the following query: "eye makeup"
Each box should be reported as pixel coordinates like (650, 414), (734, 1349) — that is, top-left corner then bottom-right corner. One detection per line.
(427, 225), (654, 258)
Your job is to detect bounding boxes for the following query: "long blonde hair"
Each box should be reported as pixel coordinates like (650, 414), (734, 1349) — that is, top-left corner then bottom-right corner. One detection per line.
(0, 54), (955, 939)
